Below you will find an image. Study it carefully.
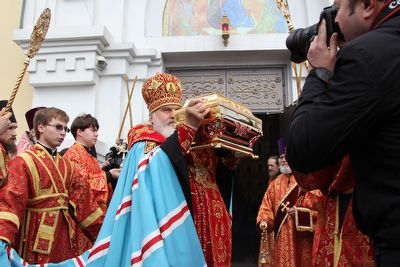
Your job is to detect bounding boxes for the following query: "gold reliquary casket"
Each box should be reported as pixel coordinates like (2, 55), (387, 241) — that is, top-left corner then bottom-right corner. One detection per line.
(175, 93), (263, 158)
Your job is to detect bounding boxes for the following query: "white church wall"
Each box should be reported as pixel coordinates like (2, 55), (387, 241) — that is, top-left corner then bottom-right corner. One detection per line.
(14, 0), (332, 154)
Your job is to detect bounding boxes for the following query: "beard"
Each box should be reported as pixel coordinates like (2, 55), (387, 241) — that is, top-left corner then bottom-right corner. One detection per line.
(2, 141), (17, 156)
(280, 165), (292, 174)
(152, 116), (175, 138)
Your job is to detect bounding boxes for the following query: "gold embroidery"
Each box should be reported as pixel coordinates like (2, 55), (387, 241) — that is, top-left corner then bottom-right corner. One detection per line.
(0, 211), (20, 228)
(280, 201), (290, 212)
(151, 80), (162, 90)
(0, 148), (6, 176)
(144, 141), (156, 154)
(79, 207), (103, 229)
(36, 150), (46, 158)
(28, 145), (68, 194)
(130, 126), (155, 143)
(19, 152), (42, 195)
(32, 210), (60, 255)
(191, 164), (208, 184)
(166, 82), (176, 94)
(57, 198), (65, 206)
(294, 207), (313, 232)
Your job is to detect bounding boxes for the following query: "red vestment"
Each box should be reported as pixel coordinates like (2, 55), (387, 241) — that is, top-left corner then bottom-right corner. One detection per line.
(63, 143), (109, 212)
(295, 156), (375, 267)
(16, 132), (33, 155)
(257, 173), (320, 267)
(0, 144), (10, 183)
(187, 149), (233, 267)
(0, 144), (104, 264)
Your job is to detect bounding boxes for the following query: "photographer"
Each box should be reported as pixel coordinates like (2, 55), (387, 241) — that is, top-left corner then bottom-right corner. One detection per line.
(286, 0), (400, 265)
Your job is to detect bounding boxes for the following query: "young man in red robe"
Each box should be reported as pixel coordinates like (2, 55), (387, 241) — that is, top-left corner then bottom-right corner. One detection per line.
(64, 114), (120, 213)
(0, 107), (104, 264)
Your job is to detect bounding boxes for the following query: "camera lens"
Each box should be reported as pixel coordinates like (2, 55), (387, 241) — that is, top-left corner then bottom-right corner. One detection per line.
(286, 23), (318, 63)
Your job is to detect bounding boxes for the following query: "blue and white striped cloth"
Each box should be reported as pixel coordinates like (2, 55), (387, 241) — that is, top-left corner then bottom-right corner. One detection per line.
(0, 143), (205, 267)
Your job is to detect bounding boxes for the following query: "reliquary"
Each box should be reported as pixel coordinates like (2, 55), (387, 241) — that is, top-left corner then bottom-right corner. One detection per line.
(175, 93), (263, 158)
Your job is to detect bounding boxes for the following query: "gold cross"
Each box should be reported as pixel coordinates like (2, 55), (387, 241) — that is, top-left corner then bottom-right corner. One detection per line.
(281, 201), (290, 212)
(57, 198), (65, 206)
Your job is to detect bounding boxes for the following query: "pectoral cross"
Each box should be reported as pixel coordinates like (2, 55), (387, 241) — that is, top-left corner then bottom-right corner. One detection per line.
(281, 201), (290, 212)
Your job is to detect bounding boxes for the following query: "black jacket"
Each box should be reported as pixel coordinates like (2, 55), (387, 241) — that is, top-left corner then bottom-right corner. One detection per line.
(287, 15), (400, 247)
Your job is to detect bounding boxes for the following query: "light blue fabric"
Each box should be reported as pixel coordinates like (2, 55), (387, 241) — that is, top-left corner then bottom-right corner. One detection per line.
(0, 143), (205, 267)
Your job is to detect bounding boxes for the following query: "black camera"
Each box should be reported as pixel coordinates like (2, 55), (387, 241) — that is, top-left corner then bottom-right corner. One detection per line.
(103, 146), (124, 171)
(286, 5), (343, 63)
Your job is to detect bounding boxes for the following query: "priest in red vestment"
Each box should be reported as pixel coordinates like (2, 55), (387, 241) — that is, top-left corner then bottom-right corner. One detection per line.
(64, 114), (120, 213)
(187, 148), (235, 266)
(294, 155), (375, 267)
(257, 145), (321, 267)
(0, 107), (104, 264)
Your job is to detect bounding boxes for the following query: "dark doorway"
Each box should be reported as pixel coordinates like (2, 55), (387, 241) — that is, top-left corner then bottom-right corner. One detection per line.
(232, 113), (280, 266)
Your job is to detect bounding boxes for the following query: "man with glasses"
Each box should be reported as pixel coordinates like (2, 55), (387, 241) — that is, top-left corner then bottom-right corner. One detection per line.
(64, 114), (120, 213)
(0, 107), (104, 264)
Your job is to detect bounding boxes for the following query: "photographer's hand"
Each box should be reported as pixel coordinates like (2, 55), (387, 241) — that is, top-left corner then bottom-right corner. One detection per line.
(307, 19), (338, 71)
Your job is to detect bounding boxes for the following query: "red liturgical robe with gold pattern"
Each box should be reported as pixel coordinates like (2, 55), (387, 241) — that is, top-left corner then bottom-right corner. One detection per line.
(257, 173), (320, 267)
(187, 148), (232, 267)
(0, 144), (10, 184)
(295, 156), (375, 267)
(64, 143), (109, 212)
(0, 144), (104, 264)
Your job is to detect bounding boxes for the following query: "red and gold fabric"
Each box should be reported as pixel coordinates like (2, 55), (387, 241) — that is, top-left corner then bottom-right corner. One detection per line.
(16, 132), (33, 155)
(127, 124), (165, 151)
(0, 144), (10, 184)
(127, 123), (196, 155)
(187, 148), (232, 267)
(64, 143), (109, 213)
(257, 173), (321, 267)
(0, 144), (104, 264)
(297, 156), (375, 267)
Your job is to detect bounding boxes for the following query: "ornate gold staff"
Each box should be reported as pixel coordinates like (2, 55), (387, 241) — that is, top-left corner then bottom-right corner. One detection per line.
(5, 8), (51, 113)
(275, 0), (304, 96)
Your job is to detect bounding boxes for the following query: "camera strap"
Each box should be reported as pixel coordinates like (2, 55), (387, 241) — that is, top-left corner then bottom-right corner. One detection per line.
(371, 0), (400, 29)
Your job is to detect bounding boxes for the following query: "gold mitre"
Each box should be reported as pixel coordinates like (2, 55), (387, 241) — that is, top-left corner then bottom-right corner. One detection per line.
(142, 73), (183, 113)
